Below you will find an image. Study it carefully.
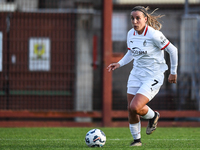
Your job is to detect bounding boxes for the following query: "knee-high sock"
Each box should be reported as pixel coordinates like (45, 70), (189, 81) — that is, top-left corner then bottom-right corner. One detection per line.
(140, 106), (155, 119)
(129, 121), (141, 140)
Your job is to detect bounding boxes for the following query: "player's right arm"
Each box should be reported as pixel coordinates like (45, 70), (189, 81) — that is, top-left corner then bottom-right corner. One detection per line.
(118, 50), (134, 67)
(107, 30), (134, 72)
(117, 30), (134, 67)
(107, 50), (134, 72)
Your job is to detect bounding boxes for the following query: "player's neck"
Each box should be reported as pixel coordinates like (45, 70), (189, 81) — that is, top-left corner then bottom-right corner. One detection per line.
(137, 26), (145, 35)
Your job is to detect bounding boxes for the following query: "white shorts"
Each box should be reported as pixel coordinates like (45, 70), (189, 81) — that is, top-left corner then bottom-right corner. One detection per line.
(127, 73), (164, 101)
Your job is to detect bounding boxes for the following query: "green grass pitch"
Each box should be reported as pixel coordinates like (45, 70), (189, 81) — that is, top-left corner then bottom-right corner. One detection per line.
(0, 127), (200, 150)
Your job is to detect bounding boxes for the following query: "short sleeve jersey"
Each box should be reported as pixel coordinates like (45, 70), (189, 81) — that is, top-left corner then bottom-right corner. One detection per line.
(127, 25), (170, 76)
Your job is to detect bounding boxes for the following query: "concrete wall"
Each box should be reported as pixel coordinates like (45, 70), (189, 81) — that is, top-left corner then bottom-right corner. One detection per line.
(15, 0), (38, 11)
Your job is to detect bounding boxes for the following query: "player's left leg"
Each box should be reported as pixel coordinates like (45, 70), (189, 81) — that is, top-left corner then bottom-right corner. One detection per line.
(130, 93), (160, 135)
(137, 74), (164, 135)
(144, 110), (160, 135)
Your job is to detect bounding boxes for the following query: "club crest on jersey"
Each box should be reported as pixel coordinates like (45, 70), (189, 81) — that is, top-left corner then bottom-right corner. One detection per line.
(143, 40), (147, 46)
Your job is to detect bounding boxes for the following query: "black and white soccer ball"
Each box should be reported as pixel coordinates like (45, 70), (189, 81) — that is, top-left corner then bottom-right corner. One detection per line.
(85, 128), (106, 147)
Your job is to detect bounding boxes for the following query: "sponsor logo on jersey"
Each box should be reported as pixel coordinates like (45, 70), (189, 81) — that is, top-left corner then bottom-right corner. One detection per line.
(130, 47), (147, 55)
(160, 36), (167, 45)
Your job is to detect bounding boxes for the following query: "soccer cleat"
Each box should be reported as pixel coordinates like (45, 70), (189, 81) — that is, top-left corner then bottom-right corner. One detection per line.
(146, 111), (160, 135)
(130, 141), (142, 146)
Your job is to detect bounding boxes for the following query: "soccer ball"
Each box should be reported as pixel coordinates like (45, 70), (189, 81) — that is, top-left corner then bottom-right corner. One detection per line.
(85, 128), (106, 147)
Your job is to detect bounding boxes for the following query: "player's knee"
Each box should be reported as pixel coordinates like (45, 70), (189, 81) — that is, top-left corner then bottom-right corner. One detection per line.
(129, 104), (140, 114)
(128, 105), (134, 113)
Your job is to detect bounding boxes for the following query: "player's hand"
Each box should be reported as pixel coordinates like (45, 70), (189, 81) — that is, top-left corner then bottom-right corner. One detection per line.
(107, 63), (120, 72)
(168, 74), (177, 83)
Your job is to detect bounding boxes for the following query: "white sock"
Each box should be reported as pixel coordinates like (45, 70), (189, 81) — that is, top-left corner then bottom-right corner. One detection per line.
(141, 106), (155, 119)
(129, 122), (141, 140)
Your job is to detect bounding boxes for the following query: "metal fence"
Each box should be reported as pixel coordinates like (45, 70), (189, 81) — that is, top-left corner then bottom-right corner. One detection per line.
(179, 15), (200, 110)
(0, 12), (76, 111)
(0, 0), (199, 127)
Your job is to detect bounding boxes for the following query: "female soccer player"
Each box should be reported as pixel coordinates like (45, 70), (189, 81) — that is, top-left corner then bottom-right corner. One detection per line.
(107, 6), (178, 146)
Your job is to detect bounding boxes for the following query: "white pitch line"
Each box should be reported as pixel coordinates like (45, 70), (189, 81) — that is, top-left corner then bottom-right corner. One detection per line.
(0, 139), (70, 141)
(109, 139), (199, 141)
(0, 139), (198, 141)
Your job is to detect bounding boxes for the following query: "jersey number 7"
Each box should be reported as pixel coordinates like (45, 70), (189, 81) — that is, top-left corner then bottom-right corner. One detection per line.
(151, 80), (158, 86)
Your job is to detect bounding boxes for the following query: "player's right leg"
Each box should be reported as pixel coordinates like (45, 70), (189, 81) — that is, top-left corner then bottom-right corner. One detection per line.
(127, 94), (142, 146)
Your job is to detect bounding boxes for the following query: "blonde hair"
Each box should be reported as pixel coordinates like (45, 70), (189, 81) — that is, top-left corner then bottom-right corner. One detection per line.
(131, 6), (164, 30)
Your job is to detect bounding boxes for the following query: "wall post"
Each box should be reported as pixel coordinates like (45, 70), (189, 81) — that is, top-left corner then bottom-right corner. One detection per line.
(102, 0), (113, 127)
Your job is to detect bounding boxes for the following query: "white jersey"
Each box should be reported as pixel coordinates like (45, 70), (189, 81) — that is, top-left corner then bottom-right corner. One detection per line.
(118, 25), (172, 77)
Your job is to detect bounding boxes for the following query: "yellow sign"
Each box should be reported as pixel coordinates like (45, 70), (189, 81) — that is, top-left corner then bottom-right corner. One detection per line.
(29, 38), (50, 71)
(34, 44), (45, 59)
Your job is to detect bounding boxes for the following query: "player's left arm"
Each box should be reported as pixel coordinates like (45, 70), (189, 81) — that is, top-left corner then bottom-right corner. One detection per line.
(152, 31), (178, 83)
(164, 43), (178, 83)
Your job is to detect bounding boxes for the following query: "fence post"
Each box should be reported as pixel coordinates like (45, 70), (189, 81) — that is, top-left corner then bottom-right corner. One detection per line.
(102, 0), (113, 127)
